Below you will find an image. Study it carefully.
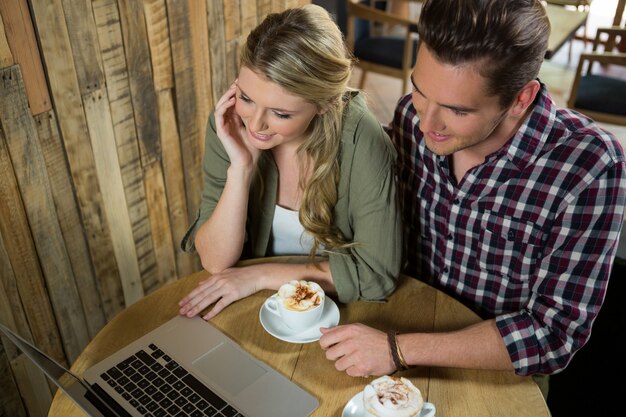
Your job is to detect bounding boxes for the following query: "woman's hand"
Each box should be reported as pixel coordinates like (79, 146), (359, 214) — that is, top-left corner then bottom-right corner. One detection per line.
(178, 261), (334, 321)
(215, 81), (260, 170)
(178, 265), (265, 320)
(319, 324), (396, 377)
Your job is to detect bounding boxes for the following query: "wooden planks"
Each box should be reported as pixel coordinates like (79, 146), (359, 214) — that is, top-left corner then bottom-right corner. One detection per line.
(187, 0), (212, 231)
(92, 0), (160, 294)
(117, 0), (178, 288)
(0, 1), (311, 415)
(225, 0), (243, 41)
(207, 1), (228, 102)
(117, 0), (161, 165)
(0, 68), (70, 365)
(157, 89), (196, 279)
(30, 0), (126, 320)
(0, 223), (31, 360)
(0, 12), (14, 67)
(0, 91), (63, 417)
(143, 161), (177, 291)
(0, 66), (90, 362)
(241, 0), (259, 37)
(144, 0), (174, 91)
(0, 342), (27, 417)
(151, 0), (191, 276)
(257, 0), (273, 17)
(224, 0), (243, 85)
(0, 0), (50, 114)
(60, 0), (104, 95)
(164, 0), (196, 220)
(83, 88), (144, 305)
(35, 111), (107, 338)
(162, 0), (202, 276)
(11, 354), (53, 417)
(0, 234), (41, 417)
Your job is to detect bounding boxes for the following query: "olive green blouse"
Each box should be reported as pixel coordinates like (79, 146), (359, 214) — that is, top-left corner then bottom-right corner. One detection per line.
(183, 92), (402, 303)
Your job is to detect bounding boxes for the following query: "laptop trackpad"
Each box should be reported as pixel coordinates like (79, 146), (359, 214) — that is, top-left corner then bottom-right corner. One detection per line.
(192, 342), (267, 395)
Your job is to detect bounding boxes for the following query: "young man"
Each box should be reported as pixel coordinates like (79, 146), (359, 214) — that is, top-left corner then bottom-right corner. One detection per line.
(319, 0), (626, 388)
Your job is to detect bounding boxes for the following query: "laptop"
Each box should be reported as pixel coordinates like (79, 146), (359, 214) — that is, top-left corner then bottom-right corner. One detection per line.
(0, 315), (319, 417)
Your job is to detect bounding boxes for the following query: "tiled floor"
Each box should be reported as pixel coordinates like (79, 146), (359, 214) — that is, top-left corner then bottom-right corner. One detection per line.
(349, 0), (626, 148)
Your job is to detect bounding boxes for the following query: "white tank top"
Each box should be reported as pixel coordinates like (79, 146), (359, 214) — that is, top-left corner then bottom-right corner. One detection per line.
(271, 205), (318, 255)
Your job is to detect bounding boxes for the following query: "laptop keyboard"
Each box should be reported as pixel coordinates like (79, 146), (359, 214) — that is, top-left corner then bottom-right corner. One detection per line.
(100, 343), (245, 417)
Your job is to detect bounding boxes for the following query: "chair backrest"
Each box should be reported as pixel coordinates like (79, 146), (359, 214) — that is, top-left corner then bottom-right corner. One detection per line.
(567, 24), (626, 126)
(336, 1), (395, 41)
(605, 0), (625, 52)
(344, 0), (420, 94)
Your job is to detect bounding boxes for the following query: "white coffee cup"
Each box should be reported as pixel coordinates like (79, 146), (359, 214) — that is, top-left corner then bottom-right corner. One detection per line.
(264, 280), (325, 331)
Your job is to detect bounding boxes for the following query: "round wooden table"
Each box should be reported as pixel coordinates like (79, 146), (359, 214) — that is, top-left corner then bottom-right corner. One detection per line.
(48, 258), (550, 417)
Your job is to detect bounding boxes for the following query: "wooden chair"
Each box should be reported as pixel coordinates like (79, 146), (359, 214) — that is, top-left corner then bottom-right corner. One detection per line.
(567, 23), (626, 125)
(605, 0), (625, 52)
(344, 0), (420, 95)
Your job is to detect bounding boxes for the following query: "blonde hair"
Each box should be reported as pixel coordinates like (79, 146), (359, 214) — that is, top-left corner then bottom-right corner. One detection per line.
(240, 4), (356, 256)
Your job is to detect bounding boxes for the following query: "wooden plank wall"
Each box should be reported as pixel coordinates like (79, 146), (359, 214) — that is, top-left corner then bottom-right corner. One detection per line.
(0, 0), (309, 416)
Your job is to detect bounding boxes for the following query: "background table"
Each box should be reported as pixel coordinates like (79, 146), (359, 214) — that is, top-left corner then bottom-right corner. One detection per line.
(48, 258), (550, 417)
(545, 4), (590, 59)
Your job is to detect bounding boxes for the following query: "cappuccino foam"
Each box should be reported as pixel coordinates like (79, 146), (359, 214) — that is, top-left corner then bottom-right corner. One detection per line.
(277, 280), (323, 312)
(363, 376), (423, 417)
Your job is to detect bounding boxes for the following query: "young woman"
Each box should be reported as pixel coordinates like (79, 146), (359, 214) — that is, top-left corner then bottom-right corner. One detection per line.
(179, 4), (402, 320)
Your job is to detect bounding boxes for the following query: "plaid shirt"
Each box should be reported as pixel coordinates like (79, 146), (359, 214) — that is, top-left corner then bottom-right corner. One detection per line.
(390, 84), (626, 376)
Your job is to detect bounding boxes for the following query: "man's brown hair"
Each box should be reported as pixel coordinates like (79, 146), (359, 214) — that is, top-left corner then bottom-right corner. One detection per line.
(417, 0), (550, 107)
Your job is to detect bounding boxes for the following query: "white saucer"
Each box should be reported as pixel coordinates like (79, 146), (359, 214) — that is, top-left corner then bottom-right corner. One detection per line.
(342, 391), (436, 417)
(259, 297), (340, 343)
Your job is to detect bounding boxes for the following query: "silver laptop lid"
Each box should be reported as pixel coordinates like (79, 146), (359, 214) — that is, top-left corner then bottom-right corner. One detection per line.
(0, 322), (120, 417)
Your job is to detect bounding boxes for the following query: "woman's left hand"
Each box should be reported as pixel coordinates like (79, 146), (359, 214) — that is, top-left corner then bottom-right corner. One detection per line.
(178, 266), (264, 320)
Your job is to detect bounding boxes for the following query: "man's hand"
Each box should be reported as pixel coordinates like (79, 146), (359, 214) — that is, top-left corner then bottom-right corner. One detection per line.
(319, 323), (396, 377)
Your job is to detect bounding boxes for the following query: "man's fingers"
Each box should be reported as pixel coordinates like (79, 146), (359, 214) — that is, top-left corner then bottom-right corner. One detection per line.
(318, 324), (350, 349)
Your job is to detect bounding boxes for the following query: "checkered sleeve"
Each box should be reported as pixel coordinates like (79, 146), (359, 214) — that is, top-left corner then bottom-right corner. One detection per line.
(496, 156), (626, 375)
